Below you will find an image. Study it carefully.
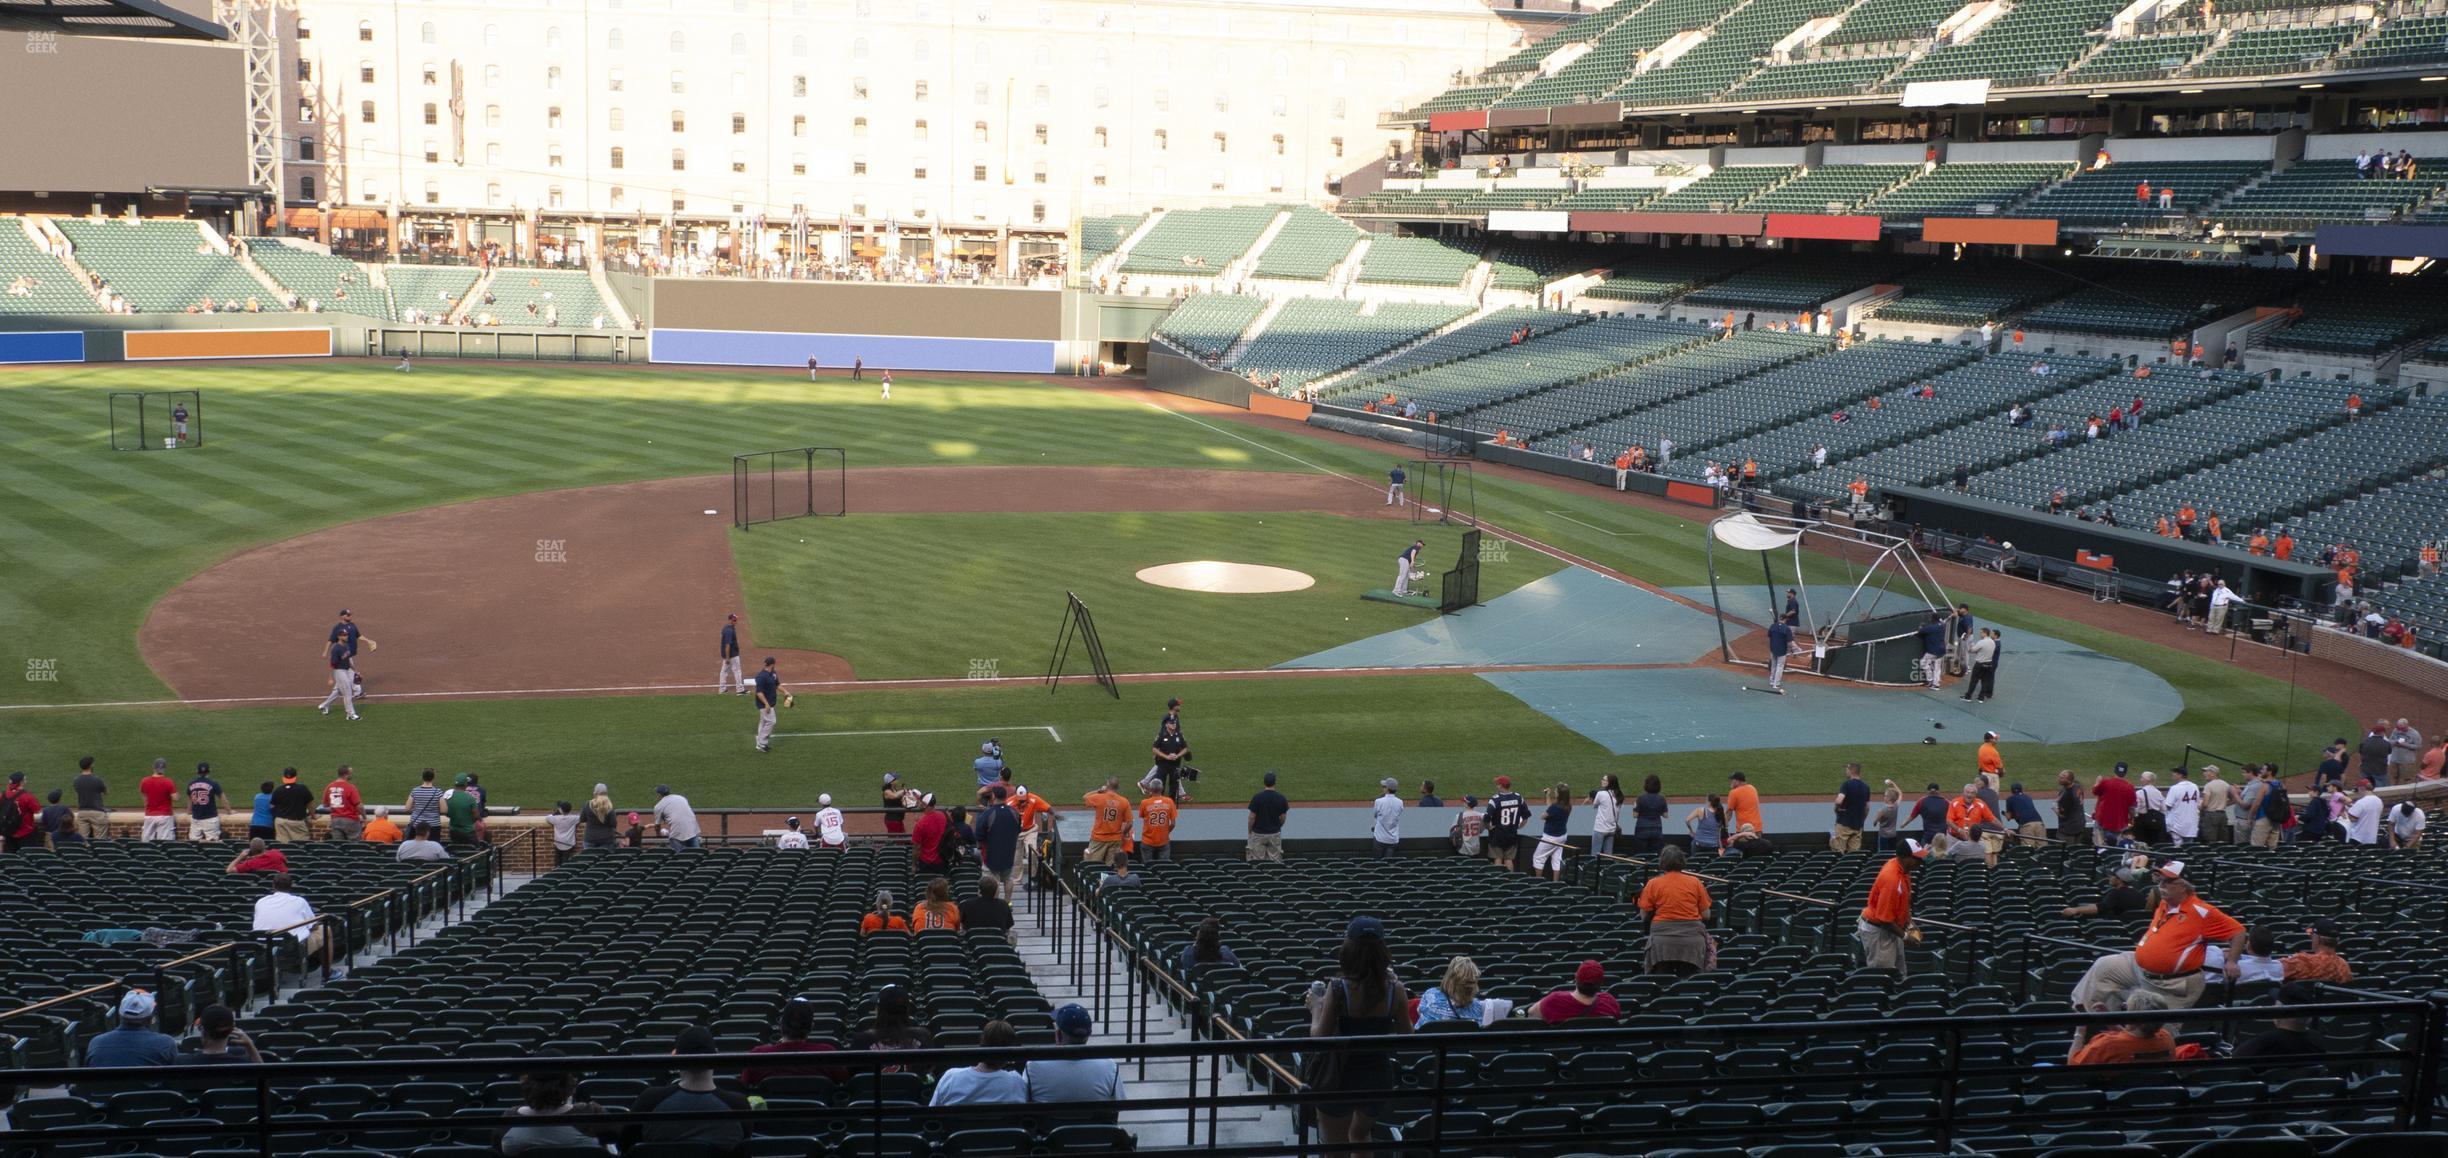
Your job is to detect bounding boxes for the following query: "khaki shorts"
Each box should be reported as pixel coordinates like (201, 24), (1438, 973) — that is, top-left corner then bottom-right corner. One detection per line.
(1830, 825), (1863, 852)
(1245, 832), (1283, 862)
(2018, 821), (2047, 846)
(189, 816), (224, 842)
(328, 817), (364, 842)
(275, 818), (313, 843)
(1082, 839), (1122, 867)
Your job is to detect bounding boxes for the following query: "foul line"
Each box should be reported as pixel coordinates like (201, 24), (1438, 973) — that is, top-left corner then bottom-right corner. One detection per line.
(1542, 509), (1659, 538)
(771, 725), (1062, 743)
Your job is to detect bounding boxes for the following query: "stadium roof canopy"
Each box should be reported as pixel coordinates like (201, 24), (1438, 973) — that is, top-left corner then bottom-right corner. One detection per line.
(0, 0), (228, 40)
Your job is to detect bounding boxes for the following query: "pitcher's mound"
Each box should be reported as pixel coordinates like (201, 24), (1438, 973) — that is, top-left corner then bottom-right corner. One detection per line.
(1136, 561), (1316, 594)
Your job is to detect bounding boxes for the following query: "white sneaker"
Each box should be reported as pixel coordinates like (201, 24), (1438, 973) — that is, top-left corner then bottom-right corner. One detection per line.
(347, 714), (360, 722)
(319, 706), (330, 715)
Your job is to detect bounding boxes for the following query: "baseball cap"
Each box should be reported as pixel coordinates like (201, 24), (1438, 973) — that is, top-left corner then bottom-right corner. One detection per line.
(1381, 778), (1399, 791)
(654, 784), (672, 796)
(338, 608), (351, 616)
(119, 990), (156, 1019)
(2277, 981), (2325, 1008)
(626, 811), (641, 826)
(5, 771), (19, 784)
(453, 773), (471, 787)
(2157, 860), (2188, 879)
(1574, 960), (1605, 987)
(982, 742), (996, 754)
(593, 782), (609, 795)
(1013, 785), (1029, 797)
(282, 771), (299, 782)
(2009, 782), (2024, 793)
(726, 612), (738, 621)
(786, 816), (802, 828)
(1903, 839), (1928, 858)
(763, 656), (777, 665)
(197, 762), (211, 773)
(883, 772), (898, 785)
(818, 793), (833, 807)
(2309, 917), (2342, 942)
(1729, 771), (1748, 783)
(1464, 795), (1478, 806)
(2114, 762), (2129, 775)
(1167, 697), (1182, 709)
(1053, 1003), (1094, 1039)
(1346, 915), (1384, 940)
(920, 792), (937, 806)
(1494, 775), (1512, 789)
(153, 758), (167, 772)
(673, 1026), (717, 1055)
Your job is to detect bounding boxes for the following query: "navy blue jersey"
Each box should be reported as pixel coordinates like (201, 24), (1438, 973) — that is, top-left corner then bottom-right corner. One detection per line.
(720, 623), (740, 658)
(328, 640), (354, 670)
(330, 621), (361, 655)
(1767, 621), (1794, 658)
(752, 669), (781, 706)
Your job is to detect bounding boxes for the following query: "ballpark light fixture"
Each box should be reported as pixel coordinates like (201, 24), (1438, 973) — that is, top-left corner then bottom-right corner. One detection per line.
(2300, 83), (2325, 89)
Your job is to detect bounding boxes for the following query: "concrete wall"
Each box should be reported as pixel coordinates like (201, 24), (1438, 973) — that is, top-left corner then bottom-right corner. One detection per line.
(1723, 146), (1812, 167)
(1146, 347), (1254, 409)
(2102, 135), (2283, 163)
(2306, 132), (2448, 160)
(1945, 139), (2085, 163)
(1824, 143), (1929, 165)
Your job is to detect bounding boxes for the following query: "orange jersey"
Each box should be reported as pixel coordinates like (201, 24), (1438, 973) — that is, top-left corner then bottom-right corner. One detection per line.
(1084, 789), (1131, 844)
(1863, 858), (1912, 927)
(911, 903), (961, 932)
(1138, 795), (1178, 847)
(2134, 896), (2243, 975)
(1947, 798), (1996, 831)
(860, 913), (910, 936)
(2274, 536), (2293, 560)
(1725, 783), (1762, 835)
(1012, 792), (1051, 831)
(1637, 871), (1712, 923)
(1977, 743), (2002, 776)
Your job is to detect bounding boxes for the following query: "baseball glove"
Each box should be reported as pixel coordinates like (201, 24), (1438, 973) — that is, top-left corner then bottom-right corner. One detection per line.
(783, 693), (796, 709)
(362, 638), (378, 652)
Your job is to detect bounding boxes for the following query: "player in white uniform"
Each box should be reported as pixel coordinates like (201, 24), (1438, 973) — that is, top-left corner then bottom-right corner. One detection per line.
(814, 794), (847, 848)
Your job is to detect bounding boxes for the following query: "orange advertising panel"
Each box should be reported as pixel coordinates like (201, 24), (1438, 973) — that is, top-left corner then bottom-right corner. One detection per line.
(1248, 393), (1313, 421)
(125, 328), (333, 361)
(1764, 214), (1882, 242)
(1663, 480), (1719, 508)
(1427, 111), (1489, 132)
(1921, 217), (2058, 247)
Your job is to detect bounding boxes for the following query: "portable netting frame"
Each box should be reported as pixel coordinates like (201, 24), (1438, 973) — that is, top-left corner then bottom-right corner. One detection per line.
(1410, 457), (1477, 527)
(732, 447), (847, 529)
(108, 390), (204, 451)
(1704, 512), (1953, 687)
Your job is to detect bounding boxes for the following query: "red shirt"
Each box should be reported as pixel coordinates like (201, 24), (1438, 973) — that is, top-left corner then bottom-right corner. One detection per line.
(1535, 990), (1621, 1025)
(324, 780), (362, 821)
(140, 774), (177, 816)
(911, 810), (949, 867)
(229, 849), (290, 874)
(2, 787), (36, 837)
(2093, 776), (2138, 832)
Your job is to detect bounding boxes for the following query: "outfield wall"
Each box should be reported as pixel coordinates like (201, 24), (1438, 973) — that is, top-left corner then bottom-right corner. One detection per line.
(647, 280), (1065, 373)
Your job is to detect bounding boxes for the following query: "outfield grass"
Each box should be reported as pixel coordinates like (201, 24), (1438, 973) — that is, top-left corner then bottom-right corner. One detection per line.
(0, 360), (2355, 808)
(734, 512), (1555, 677)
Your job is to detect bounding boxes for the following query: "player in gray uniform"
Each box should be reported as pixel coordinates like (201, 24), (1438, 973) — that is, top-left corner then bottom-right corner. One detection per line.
(329, 610), (365, 700)
(716, 613), (743, 693)
(753, 657), (784, 752)
(1394, 540), (1424, 597)
(316, 638), (359, 720)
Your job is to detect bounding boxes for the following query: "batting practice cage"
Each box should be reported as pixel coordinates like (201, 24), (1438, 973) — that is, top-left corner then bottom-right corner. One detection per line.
(1704, 512), (1950, 686)
(732, 447), (847, 529)
(1410, 457), (1477, 527)
(108, 390), (203, 451)
(1439, 529), (1484, 613)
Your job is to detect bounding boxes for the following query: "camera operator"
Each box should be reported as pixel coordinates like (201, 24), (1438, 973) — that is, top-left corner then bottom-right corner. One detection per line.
(973, 740), (1009, 806)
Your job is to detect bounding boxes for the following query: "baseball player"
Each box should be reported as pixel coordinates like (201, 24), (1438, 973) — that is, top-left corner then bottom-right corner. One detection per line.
(1386, 464), (1406, 506)
(328, 610), (365, 700)
(316, 635), (360, 720)
(814, 794), (847, 848)
(853, 356), (864, 382)
(1394, 539), (1424, 597)
(716, 613), (743, 694)
(880, 369), (892, 401)
(172, 401), (191, 446)
(752, 656), (784, 752)
(806, 356), (820, 382)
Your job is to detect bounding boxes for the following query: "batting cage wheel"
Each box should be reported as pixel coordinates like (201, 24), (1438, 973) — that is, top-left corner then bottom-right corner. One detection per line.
(108, 390), (204, 451)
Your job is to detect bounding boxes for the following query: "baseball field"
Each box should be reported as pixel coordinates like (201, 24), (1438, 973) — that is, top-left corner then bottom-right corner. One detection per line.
(0, 360), (2355, 809)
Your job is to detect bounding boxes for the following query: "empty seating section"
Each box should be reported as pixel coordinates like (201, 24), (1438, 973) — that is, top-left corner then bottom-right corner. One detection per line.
(1232, 300), (1467, 389)
(1741, 163), (1916, 214)
(1117, 206), (1278, 275)
(1250, 207), (1362, 281)
(1573, 338), (1969, 458)
(2378, 571), (2448, 646)
(1728, 55), (1907, 100)
(1459, 328), (1829, 438)
(1867, 162), (2071, 220)
(1822, 0), (1962, 47)
(1780, 361), (2241, 499)
(1412, 83), (1512, 114)
(1678, 352), (2111, 487)
(1340, 189), (1529, 217)
(1476, 186), (1574, 211)
(383, 265), (481, 320)
(1152, 293), (1266, 360)
(1355, 236), (1483, 288)
(2262, 278), (2448, 355)
(1868, 263), (2069, 326)
(1, 843), (471, 1066)
(1644, 165), (1797, 212)
(2063, 33), (2211, 83)
(1890, 0), (2129, 87)
(2214, 160), (2448, 230)
(55, 219), (266, 314)
(1077, 213), (1142, 263)
(1607, 0), (1854, 108)
(0, 224), (100, 315)
(2013, 159), (2267, 224)
(1581, 247), (1759, 303)
(2276, 476), (2448, 579)
(1485, 241), (1614, 292)
(1335, 307), (1585, 388)
(1552, 186), (1667, 211)
(2109, 391), (2448, 529)
(250, 241), (385, 319)
(481, 269), (608, 329)
(1500, 0), (1729, 108)
(1969, 376), (2365, 510)
(2336, 12), (2448, 70)
(1324, 315), (1704, 415)
(2190, 23), (2357, 78)
(1683, 253), (1918, 312)
(2021, 264), (2296, 337)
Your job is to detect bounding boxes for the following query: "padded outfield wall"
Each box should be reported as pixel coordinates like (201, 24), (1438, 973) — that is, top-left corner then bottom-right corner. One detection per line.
(647, 281), (1066, 373)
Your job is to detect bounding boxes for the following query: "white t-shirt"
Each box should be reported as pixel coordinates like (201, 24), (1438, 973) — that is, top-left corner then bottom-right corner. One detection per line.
(776, 829), (809, 849)
(2344, 794), (2385, 844)
(545, 812), (581, 851)
(1591, 789), (1621, 835)
(253, 891), (317, 941)
(815, 807), (846, 847)
(2163, 781), (2201, 839)
(2392, 806), (2428, 842)
(1371, 794), (1403, 844)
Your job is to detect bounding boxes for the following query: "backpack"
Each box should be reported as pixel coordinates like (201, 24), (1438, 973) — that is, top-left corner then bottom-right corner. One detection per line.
(0, 791), (21, 833)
